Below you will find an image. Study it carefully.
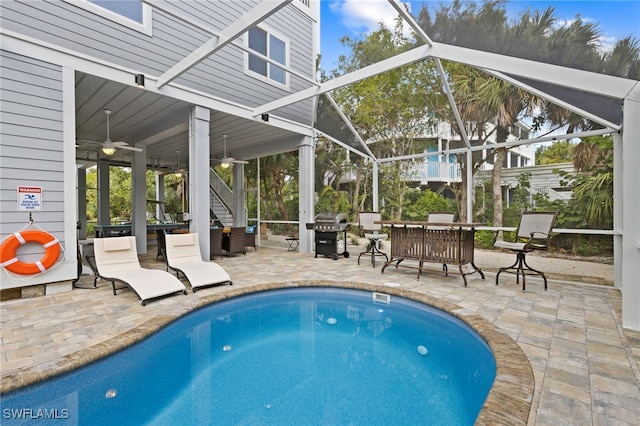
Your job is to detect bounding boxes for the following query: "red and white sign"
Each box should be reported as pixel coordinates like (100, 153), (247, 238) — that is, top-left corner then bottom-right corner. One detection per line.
(17, 186), (43, 211)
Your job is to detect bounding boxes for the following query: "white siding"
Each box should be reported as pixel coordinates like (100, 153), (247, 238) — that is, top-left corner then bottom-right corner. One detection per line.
(0, 50), (67, 264)
(0, 0), (315, 124)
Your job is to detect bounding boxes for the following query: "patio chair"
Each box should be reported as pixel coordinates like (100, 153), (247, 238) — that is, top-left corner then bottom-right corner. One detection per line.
(357, 212), (388, 267)
(93, 236), (187, 305)
(427, 212), (456, 275)
(155, 229), (167, 263)
(494, 211), (558, 291)
(222, 226), (246, 257)
(210, 227), (224, 259)
(245, 225), (257, 251)
(165, 232), (232, 292)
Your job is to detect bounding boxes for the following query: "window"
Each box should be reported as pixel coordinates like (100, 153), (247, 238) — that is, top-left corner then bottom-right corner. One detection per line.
(64, 0), (151, 35)
(246, 26), (288, 87)
(89, 0), (142, 23)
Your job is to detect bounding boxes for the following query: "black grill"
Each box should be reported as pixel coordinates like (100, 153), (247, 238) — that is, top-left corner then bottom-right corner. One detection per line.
(306, 213), (350, 260)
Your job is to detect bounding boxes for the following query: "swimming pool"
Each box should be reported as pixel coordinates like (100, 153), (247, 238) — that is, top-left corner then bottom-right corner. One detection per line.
(1, 287), (496, 425)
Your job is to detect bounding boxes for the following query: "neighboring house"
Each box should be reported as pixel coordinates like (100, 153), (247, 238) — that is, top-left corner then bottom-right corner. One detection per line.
(475, 162), (574, 207)
(338, 119), (537, 195)
(0, 0), (319, 295)
(406, 120), (535, 192)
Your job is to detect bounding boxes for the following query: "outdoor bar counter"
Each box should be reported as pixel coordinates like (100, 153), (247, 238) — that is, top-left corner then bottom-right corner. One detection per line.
(375, 221), (485, 286)
(94, 223), (189, 238)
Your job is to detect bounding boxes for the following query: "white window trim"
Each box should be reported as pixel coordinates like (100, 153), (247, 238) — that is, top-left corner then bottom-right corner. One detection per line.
(244, 25), (290, 91)
(63, 0), (152, 36)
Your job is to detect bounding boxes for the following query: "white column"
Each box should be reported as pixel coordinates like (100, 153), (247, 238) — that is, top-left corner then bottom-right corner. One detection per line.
(189, 105), (211, 258)
(622, 83), (640, 331)
(372, 161), (379, 212)
(97, 160), (110, 226)
(299, 136), (315, 253)
(77, 168), (87, 240)
(613, 132), (623, 290)
(466, 151), (473, 223)
(232, 163), (246, 227)
(155, 172), (165, 221)
(131, 147), (147, 253)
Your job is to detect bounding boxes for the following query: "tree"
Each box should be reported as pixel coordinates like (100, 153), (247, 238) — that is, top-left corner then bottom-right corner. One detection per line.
(328, 19), (438, 220)
(535, 141), (575, 165)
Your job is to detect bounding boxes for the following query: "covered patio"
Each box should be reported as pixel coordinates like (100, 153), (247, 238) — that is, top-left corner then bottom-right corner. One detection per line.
(1, 245), (639, 424)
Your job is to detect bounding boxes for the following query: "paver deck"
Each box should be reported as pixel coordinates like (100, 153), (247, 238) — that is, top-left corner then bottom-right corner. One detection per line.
(1, 244), (639, 425)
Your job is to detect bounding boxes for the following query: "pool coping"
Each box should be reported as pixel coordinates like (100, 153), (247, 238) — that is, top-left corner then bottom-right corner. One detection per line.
(0, 280), (534, 424)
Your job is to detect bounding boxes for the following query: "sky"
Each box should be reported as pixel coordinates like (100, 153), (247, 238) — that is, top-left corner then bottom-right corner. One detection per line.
(319, 0), (640, 70)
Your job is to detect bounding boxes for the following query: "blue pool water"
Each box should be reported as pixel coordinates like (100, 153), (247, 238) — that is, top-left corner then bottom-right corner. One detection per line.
(1, 287), (496, 425)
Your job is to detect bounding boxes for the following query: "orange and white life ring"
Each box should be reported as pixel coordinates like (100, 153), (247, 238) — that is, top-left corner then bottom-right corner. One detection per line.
(0, 230), (61, 275)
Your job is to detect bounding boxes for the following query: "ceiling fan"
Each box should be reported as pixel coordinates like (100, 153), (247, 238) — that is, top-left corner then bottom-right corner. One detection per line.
(212, 134), (248, 168)
(77, 109), (143, 156)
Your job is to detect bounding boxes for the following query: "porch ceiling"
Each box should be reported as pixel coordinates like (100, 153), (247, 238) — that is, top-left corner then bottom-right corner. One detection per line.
(74, 73), (299, 170)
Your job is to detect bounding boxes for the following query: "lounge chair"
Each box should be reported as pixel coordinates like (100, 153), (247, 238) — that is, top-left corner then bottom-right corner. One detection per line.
(93, 236), (187, 305)
(165, 232), (232, 292)
(494, 211), (558, 291)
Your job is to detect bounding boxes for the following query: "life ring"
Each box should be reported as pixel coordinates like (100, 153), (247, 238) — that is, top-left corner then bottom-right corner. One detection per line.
(0, 230), (61, 275)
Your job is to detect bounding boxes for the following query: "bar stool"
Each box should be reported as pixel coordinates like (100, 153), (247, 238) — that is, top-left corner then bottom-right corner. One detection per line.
(357, 212), (388, 267)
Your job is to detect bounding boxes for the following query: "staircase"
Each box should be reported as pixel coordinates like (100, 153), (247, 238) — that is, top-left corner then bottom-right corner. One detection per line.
(210, 167), (233, 227)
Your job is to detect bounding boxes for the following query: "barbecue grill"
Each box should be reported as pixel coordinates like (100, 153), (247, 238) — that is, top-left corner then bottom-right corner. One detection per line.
(306, 213), (350, 260)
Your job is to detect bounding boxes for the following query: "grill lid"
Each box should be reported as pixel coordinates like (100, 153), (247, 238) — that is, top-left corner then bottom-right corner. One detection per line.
(314, 213), (347, 224)
(306, 213), (349, 231)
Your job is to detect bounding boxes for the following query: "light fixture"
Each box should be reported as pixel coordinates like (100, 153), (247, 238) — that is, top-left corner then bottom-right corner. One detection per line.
(261, 113), (269, 122)
(135, 73), (145, 88)
(102, 142), (116, 156)
(219, 134), (232, 168)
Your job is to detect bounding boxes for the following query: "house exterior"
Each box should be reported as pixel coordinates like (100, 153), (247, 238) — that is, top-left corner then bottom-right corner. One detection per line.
(406, 120), (536, 191)
(0, 0), (319, 295)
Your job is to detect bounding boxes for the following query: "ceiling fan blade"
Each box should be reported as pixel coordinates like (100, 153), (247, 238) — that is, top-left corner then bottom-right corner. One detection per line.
(76, 139), (103, 145)
(117, 145), (144, 152)
(232, 159), (249, 164)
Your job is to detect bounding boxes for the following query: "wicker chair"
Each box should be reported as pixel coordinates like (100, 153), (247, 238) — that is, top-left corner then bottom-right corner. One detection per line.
(245, 225), (257, 251)
(209, 228), (224, 259)
(494, 211), (558, 291)
(155, 229), (167, 263)
(222, 226), (247, 257)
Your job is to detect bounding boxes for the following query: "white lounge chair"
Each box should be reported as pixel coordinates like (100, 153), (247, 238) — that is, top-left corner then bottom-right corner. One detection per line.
(165, 232), (232, 292)
(93, 236), (187, 305)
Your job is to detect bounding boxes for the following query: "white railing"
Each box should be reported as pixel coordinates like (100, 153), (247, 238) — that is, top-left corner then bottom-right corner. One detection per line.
(406, 161), (462, 183)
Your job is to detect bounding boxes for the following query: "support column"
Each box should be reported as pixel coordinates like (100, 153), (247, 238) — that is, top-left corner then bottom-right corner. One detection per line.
(77, 168), (87, 240)
(232, 163), (246, 227)
(622, 84), (640, 331)
(189, 105), (211, 258)
(96, 160), (110, 227)
(155, 172), (166, 221)
(299, 136), (315, 253)
(132, 147), (147, 253)
(466, 151), (473, 223)
(372, 161), (379, 212)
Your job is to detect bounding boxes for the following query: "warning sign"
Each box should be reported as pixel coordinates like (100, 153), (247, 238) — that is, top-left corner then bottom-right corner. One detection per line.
(18, 186), (42, 211)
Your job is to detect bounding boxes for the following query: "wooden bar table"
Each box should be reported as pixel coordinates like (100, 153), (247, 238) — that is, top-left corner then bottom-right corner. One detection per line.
(375, 221), (485, 286)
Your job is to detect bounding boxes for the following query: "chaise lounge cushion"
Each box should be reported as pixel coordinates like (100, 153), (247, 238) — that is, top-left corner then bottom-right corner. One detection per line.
(93, 236), (187, 304)
(165, 233), (231, 291)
